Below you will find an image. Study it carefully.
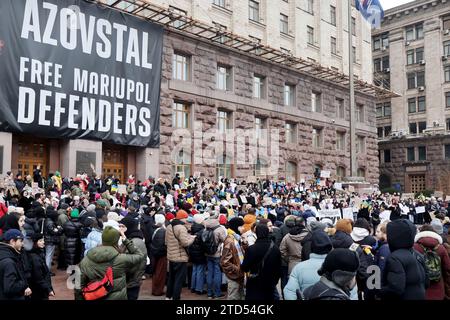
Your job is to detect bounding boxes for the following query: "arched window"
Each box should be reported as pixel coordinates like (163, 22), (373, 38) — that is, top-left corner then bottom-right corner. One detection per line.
(286, 161), (298, 182)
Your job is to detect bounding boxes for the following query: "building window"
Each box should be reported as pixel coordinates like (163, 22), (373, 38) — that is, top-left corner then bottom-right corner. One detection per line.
(418, 146), (426, 161)
(216, 155), (232, 179)
(311, 91), (322, 113)
(356, 104), (364, 123)
(169, 6), (187, 28)
(376, 104), (383, 117)
(407, 71), (425, 89)
(406, 23), (423, 41)
(384, 149), (391, 163)
(330, 5), (336, 26)
(445, 145), (450, 160)
(331, 37), (337, 55)
(352, 17), (356, 36)
(406, 47), (424, 65)
(336, 166), (345, 181)
(213, 0), (225, 8)
(447, 119), (450, 131)
(376, 102), (391, 118)
(172, 52), (190, 81)
(409, 96), (426, 113)
(385, 126), (391, 137)
(374, 58), (382, 72)
(356, 135), (365, 154)
(384, 103), (391, 116)
(446, 92), (450, 108)
(255, 117), (266, 140)
(280, 14), (289, 34)
(444, 41), (450, 57)
(307, 0), (313, 14)
(172, 102), (190, 129)
(249, 0), (260, 22)
(217, 110), (232, 133)
(444, 16), (450, 30)
(336, 98), (345, 119)
(418, 96), (426, 112)
(307, 26), (314, 45)
(408, 98), (416, 113)
(377, 127), (383, 138)
(406, 49), (414, 65)
(445, 66), (450, 83)
(285, 122), (297, 144)
(284, 84), (295, 107)
(217, 65), (232, 91)
(357, 168), (366, 178)
(409, 122), (417, 134)
(336, 131), (345, 151)
(173, 150), (191, 178)
(253, 75), (265, 99)
(418, 121), (426, 133)
(352, 46), (357, 63)
(285, 161), (297, 182)
(373, 37), (381, 50)
(407, 147), (415, 161)
(312, 127), (323, 148)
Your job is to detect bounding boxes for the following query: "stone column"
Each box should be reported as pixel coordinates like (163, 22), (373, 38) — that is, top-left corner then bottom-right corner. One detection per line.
(0, 132), (12, 175)
(136, 148), (160, 181)
(60, 139), (102, 177)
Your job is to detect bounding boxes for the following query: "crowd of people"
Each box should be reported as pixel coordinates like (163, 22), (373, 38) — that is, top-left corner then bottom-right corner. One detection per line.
(0, 167), (450, 300)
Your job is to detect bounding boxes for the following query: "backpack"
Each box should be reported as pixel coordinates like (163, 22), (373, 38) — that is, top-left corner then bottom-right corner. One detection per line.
(420, 244), (442, 282)
(82, 263), (115, 300)
(201, 225), (220, 255)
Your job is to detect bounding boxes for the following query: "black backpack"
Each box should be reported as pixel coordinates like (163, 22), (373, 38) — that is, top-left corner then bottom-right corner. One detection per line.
(419, 244), (442, 282)
(201, 225), (220, 255)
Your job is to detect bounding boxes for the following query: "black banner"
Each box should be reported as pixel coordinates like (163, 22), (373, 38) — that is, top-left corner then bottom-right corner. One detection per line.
(0, 0), (162, 147)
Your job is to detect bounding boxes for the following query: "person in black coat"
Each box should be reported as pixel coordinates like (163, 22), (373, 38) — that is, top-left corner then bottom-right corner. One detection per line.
(0, 229), (30, 300)
(18, 191), (33, 215)
(33, 166), (43, 189)
(380, 219), (428, 300)
(189, 217), (206, 294)
(27, 233), (54, 300)
(62, 212), (83, 266)
(43, 207), (64, 271)
(141, 206), (156, 275)
(150, 214), (167, 296)
(241, 223), (281, 301)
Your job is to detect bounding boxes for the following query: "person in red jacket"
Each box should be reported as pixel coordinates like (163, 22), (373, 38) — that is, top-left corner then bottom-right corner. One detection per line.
(414, 224), (450, 300)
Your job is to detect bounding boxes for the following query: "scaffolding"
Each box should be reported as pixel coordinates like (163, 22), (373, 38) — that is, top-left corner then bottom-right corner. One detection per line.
(93, 0), (400, 99)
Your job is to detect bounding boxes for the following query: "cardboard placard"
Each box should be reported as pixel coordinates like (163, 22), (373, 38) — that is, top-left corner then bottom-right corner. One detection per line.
(401, 193), (414, 200)
(348, 185), (355, 193)
(317, 209), (341, 219)
(399, 204), (410, 215)
(380, 210), (391, 221)
(240, 195), (248, 204)
(334, 183), (343, 190)
(320, 171), (331, 178)
(342, 208), (354, 220)
(117, 184), (127, 195)
(415, 206), (426, 214)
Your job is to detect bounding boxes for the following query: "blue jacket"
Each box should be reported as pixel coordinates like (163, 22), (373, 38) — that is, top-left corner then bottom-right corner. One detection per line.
(283, 253), (327, 300)
(375, 241), (390, 274)
(84, 228), (103, 257)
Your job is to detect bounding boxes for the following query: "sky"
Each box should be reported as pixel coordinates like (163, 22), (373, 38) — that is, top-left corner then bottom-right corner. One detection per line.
(379, 0), (415, 10)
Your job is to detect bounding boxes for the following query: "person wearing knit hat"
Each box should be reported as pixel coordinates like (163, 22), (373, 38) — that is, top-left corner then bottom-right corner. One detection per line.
(119, 215), (148, 300)
(188, 212), (207, 295)
(77, 226), (145, 300)
(176, 210), (188, 220)
(165, 212), (175, 222)
(107, 212), (123, 222)
(331, 219), (354, 249)
(219, 214), (228, 226)
(27, 233), (55, 299)
(430, 218), (444, 236)
(221, 217), (245, 300)
(150, 214), (168, 296)
(284, 230), (333, 300)
(193, 214), (206, 225)
(303, 248), (360, 300)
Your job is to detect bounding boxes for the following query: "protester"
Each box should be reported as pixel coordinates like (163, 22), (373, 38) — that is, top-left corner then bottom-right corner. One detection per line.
(279, 217), (308, 275)
(150, 214), (167, 296)
(27, 233), (54, 300)
(188, 213), (207, 295)
(374, 221), (391, 274)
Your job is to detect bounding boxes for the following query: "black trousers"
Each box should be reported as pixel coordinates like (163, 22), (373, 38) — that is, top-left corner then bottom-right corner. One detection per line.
(166, 261), (187, 300)
(127, 286), (141, 300)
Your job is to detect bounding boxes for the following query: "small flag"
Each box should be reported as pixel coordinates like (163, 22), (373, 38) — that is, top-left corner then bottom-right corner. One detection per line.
(355, 0), (384, 29)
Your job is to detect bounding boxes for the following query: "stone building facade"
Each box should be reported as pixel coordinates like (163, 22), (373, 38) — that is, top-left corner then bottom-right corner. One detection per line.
(373, 0), (450, 194)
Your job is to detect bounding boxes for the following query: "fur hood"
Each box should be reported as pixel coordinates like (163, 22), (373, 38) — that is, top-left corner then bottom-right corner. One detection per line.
(414, 231), (442, 245)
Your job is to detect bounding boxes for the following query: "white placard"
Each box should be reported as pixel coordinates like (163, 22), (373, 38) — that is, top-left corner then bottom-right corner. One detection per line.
(343, 208), (354, 220)
(380, 210), (391, 221)
(415, 206), (426, 214)
(348, 186), (355, 193)
(317, 209), (341, 219)
(400, 204), (410, 215)
(117, 184), (127, 195)
(334, 183), (343, 190)
(310, 206), (318, 215)
(320, 171), (331, 178)
(240, 195), (248, 204)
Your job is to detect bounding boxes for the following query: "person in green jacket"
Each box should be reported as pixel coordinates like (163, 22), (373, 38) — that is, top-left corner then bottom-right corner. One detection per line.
(76, 226), (145, 300)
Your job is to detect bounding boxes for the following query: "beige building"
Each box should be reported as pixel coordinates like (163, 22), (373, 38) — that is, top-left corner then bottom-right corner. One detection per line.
(374, 0), (450, 194)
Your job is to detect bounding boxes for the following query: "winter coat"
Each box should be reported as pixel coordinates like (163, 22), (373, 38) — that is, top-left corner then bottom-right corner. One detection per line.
(43, 217), (64, 246)
(241, 238), (281, 300)
(57, 210), (69, 227)
(126, 233), (148, 289)
(62, 219), (83, 266)
(77, 239), (145, 300)
(23, 217), (39, 238)
(84, 228), (103, 257)
(188, 222), (206, 264)
(220, 233), (245, 283)
(303, 276), (351, 300)
(27, 248), (53, 300)
(380, 220), (427, 300)
(0, 243), (28, 300)
(150, 227), (167, 258)
(270, 226), (283, 248)
(283, 253), (327, 300)
(374, 241), (391, 274)
(331, 230), (354, 249)
(14, 179), (25, 193)
(165, 220), (195, 263)
(153, 183), (167, 197)
(280, 230), (308, 274)
(204, 219), (227, 258)
(141, 214), (155, 256)
(413, 231), (450, 300)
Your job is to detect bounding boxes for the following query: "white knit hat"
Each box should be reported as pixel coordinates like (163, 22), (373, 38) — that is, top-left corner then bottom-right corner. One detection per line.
(193, 214), (206, 225)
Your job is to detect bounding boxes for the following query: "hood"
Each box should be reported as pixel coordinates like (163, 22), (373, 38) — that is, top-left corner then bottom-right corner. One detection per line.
(204, 218), (220, 229)
(415, 231), (442, 247)
(191, 222), (205, 234)
(332, 231), (354, 249)
(358, 235), (376, 247)
(0, 242), (19, 262)
(288, 232), (307, 242)
(387, 219), (416, 251)
(351, 227), (370, 243)
(86, 245), (120, 263)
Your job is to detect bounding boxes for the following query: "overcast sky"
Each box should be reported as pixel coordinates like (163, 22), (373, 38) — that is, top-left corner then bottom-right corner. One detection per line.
(379, 0), (415, 10)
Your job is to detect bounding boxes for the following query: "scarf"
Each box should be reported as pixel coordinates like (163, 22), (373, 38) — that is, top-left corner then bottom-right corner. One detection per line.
(227, 229), (244, 264)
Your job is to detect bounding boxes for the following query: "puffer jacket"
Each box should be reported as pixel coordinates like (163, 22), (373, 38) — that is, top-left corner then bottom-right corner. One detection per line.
(27, 248), (53, 300)
(188, 222), (206, 264)
(165, 220), (195, 263)
(0, 243), (28, 300)
(331, 230), (354, 249)
(414, 231), (450, 300)
(220, 232), (245, 283)
(23, 217), (39, 238)
(77, 239), (145, 300)
(303, 276), (351, 300)
(280, 230), (308, 274)
(63, 219), (83, 266)
(204, 219), (227, 258)
(43, 217), (64, 246)
(126, 230), (148, 289)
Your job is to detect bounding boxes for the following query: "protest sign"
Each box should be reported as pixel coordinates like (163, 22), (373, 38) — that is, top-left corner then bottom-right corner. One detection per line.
(348, 186), (355, 193)
(317, 209), (341, 225)
(342, 208), (354, 220)
(415, 206), (426, 214)
(320, 171), (331, 178)
(117, 184), (127, 195)
(380, 210), (391, 222)
(334, 183), (343, 190)
(401, 193), (414, 200)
